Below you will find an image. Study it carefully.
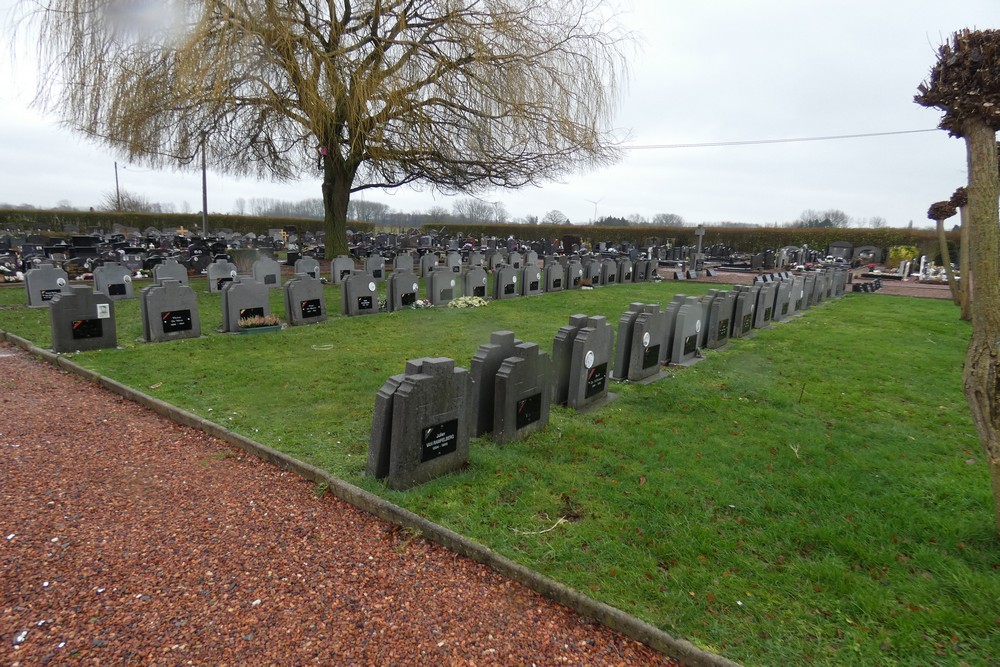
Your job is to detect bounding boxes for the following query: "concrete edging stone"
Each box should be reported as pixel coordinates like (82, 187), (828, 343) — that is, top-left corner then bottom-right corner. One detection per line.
(1, 329), (743, 667)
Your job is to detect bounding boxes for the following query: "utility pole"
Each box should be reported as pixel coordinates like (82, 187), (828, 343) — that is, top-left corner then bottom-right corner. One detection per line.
(200, 132), (208, 237)
(114, 161), (121, 211)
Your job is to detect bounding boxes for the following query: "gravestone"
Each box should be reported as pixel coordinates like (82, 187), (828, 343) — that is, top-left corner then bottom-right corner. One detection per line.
(552, 314), (591, 405)
(614, 303), (666, 383)
(366, 357), (470, 491)
(252, 256), (282, 289)
(93, 263), (134, 301)
(221, 278), (271, 332)
(600, 259), (618, 285)
(487, 251), (505, 272)
(207, 258), (238, 293)
(544, 261), (564, 292)
(445, 252), (463, 274)
(419, 252), (439, 277)
(633, 259), (647, 282)
(658, 295), (687, 364)
(152, 258), (188, 286)
(386, 270), (420, 312)
(753, 282), (777, 329)
(730, 286), (756, 338)
(584, 259), (602, 286)
(463, 266), (489, 298)
(788, 275), (804, 315)
(469, 330), (522, 438)
(468, 251), (484, 268)
(519, 265), (543, 296)
(493, 265), (519, 300)
(284, 273), (327, 326)
(330, 255), (355, 284)
(801, 274), (817, 310)
(427, 267), (458, 305)
(494, 343), (551, 443)
(772, 279), (792, 322)
(294, 256), (321, 280)
(140, 279), (201, 342)
(646, 259), (659, 282)
(616, 258), (633, 283)
(342, 271), (379, 316)
(25, 265), (69, 307)
(508, 251), (522, 269)
(566, 260), (585, 289)
(566, 316), (615, 411)
(670, 296), (703, 366)
(523, 250), (539, 268)
(392, 252), (414, 274)
(364, 255), (386, 281)
(49, 286), (117, 353)
(704, 290), (735, 350)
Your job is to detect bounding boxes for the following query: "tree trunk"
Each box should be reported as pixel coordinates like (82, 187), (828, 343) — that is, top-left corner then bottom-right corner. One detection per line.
(960, 118), (1000, 539)
(936, 218), (961, 305)
(321, 154), (352, 259)
(959, 205), (972, 321)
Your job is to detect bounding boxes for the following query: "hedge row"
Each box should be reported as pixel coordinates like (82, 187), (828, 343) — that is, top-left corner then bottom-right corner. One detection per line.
(1, 209), (947, 256)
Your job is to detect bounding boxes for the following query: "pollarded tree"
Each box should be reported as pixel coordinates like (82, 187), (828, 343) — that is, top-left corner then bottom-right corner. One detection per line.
(926, 199), (960, 306)
(950, 186), (972, 321)
(18, 0), (630, 256)
(916, 29), (1000, 537)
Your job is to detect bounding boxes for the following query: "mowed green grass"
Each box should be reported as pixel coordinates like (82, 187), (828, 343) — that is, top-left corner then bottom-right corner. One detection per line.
(0, 276), (995, 666)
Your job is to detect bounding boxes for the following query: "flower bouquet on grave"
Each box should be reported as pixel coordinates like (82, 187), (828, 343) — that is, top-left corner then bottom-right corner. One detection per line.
(447, 296), (488, 309)
(237, 313), (282, 333)
(411, 299), (433, 309)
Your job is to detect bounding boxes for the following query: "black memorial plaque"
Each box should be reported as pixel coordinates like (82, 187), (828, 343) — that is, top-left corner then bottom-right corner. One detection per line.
(718, 319), (730, 340)
(108, 283), (127, 296)
(742, 313), (753, 333)
(421, 419), (459, 462)
(452, 265), (461, 273)
(572, 276), (581, 287)
(161, 309), (193, 333)
(683, 334), (697, 356)
(300, 299), (322, 318)
(41, 289), (60, 301)
(373, 269), (383, 278)
(642, 344), (660, 369)
(503, 283), (515, 295)
(357, 295), (373, 310)
(217, 276), (233, 290)
(401, 292), (416, 306)
(515, 393), (543, 430)
(440, 288), (453, 300)
(584, 362), (607, 399)
(473, 286), (485, 297)
(553, 278), (562, 288)
(340, 269), (352, 280)
(71, 318), (103, 340)
(529, 281), (539, 291)
(240, 306), (265, 320)
(264, 274), (277, 285)
(764, 306), (772, 320)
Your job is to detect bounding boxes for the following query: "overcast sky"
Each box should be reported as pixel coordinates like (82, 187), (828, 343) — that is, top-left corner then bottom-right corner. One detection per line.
(1, 0), (996, 229)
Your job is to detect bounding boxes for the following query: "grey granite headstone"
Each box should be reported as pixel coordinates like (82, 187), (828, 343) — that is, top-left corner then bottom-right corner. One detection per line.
(366, 357), (471, 491)
(508, 251), (522, 269)
(386, 270), (420, 311)
(364, 255), (386, 281)
(207, 259), (238, 293)
(633, 259), (647, 282)
(140, 279), (201, 342)
(427, 267), (458, 305)
(284, 273), (327, 325)
(221, 278), (271, 332)
(773, 279), (792, 322)
(487, 251), (505, 272)
(445, 252), (462, 274)
(614, 303), (665, 382)
(523, 250), (538, 267)
(566, 260), (585, 289)
(544, 261), (564, 292)
(519, 265), (542, 296)
(152, 258), (188, 286)
(294, 256), (320, 280)
(787, 275), (804, 316)
(493, 265), (518, 300)
(392, 252), (414, 274)
(342, 271), (379, 316)
(469, 331), (523, 438)
(600, 259), (618, 285)
(494, 342), (551, 443)
(659, 295), (686, 364)
(614, 303), (646, 380)
(670, 296), (703, 366)
(704, 290), (735, 350)
(419, 252), (439, 277)
(463, 266), (488, 298)
(584, 259), (602, 286)
(730, 286), (756, 338)
(252, 256), (282, 289)
(552, 314), (590, 405)
(567, 316), (615, 411)
(331, 255), (355, 284)
(93, 262), (134, 301)
(616, 258), (633, 283)
(25, 266), (70, 307)
(49, 286), (116, 353)
(468, 252), (484, 268)
(754, 282), (777, 329)
(801, 274), (817, 310)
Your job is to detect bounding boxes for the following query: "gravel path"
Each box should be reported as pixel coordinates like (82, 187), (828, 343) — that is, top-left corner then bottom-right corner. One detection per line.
(1, 343), (680, 666)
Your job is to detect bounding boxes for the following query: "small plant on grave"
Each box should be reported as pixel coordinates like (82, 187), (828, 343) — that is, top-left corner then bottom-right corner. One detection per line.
(447, 295), (489, 309)
(238, 313), (282, 329)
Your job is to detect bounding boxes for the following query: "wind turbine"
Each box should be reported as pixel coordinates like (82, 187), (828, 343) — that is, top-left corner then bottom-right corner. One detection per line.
(584, 197), (605, 224)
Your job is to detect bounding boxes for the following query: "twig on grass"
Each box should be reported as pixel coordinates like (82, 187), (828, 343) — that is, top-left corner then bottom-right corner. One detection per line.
(513, 516), (569, 535)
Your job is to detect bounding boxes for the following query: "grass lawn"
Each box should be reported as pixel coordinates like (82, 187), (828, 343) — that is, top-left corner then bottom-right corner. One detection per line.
(1, 276), (996, 666)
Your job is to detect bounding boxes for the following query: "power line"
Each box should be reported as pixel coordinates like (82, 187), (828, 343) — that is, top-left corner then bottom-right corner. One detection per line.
(624, 128), (938, 150)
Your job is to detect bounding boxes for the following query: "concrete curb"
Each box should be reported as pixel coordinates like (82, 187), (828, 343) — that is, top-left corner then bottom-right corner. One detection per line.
(1, 329), (743, 667)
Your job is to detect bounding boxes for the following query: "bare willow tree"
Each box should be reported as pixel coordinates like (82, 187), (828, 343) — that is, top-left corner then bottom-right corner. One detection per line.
(916, 29), (1000, 537)
(19, 0), (629, 256)
(926, 199), (960, 306)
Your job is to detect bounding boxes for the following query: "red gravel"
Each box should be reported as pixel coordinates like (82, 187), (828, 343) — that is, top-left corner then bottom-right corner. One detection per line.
(0, 343), (681, 666)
